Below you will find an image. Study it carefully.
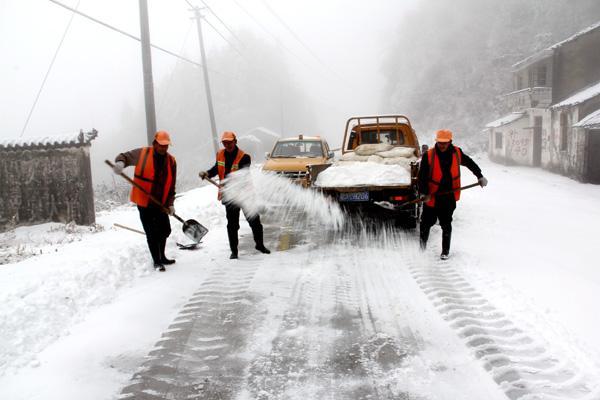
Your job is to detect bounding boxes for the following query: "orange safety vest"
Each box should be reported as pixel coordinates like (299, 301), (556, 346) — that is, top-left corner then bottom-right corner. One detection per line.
(426, 146), (462, 207)
(216, 148), (246, 200)
(130, 147), (175, 207)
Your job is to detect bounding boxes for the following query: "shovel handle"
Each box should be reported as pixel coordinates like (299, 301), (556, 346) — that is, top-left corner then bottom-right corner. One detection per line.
(201, 175), (221, 188)
(402, 182), (482, 207)
(105, 159), (183, 223)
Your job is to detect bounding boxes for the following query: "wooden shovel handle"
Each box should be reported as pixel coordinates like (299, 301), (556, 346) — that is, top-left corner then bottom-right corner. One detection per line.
(105, 159), (184, 223)
(201, 175), (221, 188)
(404, 182), (482, 207)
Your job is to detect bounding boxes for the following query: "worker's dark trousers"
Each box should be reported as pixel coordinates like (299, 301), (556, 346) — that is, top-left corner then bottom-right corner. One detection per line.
(419, 200), (456, 255)
(138, 205), (171, 263)
(225, 202), (264, 255)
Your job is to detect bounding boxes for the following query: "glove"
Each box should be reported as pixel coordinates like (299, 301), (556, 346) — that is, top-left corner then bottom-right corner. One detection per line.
(478, 176), (488, 187)
(168, 206), (175, 216)
(198, 171), (208, 180)
(419, 194), (431, 202)
(112, 161), (125, 174)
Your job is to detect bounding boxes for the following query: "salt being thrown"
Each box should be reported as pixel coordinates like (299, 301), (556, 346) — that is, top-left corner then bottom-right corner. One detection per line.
(314, 144), (418, 188)
(221, 167), (346, 230)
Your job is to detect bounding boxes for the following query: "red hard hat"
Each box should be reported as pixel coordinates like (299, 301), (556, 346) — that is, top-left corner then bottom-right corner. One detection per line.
(154, 131), (171, 145)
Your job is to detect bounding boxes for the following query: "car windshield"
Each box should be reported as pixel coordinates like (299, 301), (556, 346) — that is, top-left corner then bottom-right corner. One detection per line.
(272, 141), (323, 157)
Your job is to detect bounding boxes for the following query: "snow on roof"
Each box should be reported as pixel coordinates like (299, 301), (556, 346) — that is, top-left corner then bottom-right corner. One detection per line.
(574, 109), (600, 129)
(485, 112), (526, 129)
(551, 81), (600, 109)
(550, 20), (600, 49)
(513, 21), (600, 69)
(0, 129), (98, 150)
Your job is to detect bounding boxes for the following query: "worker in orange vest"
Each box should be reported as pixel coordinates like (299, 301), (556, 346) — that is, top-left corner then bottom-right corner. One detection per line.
(199, 131), (270, 259)
(113, 131), (177, 271)
(418, 129), (488, 260)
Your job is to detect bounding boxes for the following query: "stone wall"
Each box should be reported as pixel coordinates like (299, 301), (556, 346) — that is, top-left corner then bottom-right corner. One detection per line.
(0, 132), (96, 230)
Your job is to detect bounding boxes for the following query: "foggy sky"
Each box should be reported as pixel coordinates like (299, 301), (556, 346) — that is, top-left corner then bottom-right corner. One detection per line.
(1, 0), (416, 185)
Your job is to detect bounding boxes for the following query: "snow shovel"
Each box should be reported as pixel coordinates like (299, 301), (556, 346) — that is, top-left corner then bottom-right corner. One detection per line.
(105, 160), (208, 243)
(400, 182), (482, 208)
(113, 223), (201, 250)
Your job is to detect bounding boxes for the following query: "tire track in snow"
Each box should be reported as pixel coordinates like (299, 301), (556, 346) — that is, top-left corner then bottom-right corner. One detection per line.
(244, 246), (424, 399)
(118, 261), (262, 400)
(409, 259), (598, 400)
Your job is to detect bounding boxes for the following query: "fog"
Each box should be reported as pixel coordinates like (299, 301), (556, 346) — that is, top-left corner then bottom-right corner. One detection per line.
(1, 0), (599, 188)
(1, 0), (416, 187)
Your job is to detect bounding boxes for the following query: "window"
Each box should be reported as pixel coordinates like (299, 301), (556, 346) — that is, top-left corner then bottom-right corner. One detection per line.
(495, 131), (503, 149)
(272, 141), (323, 157)
(536, 65), (547, 86)
(560, 112), (568, 151)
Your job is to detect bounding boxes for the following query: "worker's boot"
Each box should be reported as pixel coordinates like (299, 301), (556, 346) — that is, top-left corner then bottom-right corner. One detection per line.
(228, 226), (238, 259)
(419, 227), (430, 250)
(251, 221), (270, 254)
(148, 240), (165, 271)
(441, 229), (451, 260)
(159, 238), (176, 265)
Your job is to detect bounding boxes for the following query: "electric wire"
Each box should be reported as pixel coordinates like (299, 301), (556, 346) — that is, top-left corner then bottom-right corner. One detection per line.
(184, 0), (246, 60)
(20, 0), (81, 137)
(48, 0), (233, 78)
(259, 0), (345, 83)
(198, 0), (244, 46)
(157, 20), (193, 113)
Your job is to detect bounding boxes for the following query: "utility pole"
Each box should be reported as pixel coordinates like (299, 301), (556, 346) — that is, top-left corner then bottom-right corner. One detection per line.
(192, 7), (219, 154)
(139, 0), (157, 145)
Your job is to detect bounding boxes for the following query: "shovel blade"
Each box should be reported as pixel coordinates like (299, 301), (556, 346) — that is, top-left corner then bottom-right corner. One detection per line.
(182, 219), (208, 243)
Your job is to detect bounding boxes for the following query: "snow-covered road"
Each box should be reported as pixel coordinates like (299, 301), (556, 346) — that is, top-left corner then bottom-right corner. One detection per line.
(1, 156), (600, 399)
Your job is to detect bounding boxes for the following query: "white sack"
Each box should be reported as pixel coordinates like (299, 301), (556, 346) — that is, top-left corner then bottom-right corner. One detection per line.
(376, 147), (416, 158)
(354, 143), (393, 156)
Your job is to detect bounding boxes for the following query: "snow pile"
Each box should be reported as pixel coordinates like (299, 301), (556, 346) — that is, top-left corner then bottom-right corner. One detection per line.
(221, 167), (345, 230)
(315, 145), (417, 188)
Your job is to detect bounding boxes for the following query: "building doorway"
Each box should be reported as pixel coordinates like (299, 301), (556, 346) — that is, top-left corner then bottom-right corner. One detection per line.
(587, 130), (600, 183)
(532, 116), (542, 167)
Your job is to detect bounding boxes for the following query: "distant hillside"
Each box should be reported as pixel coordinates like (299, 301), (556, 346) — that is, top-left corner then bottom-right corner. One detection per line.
(381, 0), (600, 150)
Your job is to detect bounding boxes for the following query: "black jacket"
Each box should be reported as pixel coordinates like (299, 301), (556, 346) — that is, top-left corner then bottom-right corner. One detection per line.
(418, 144), (482, 197)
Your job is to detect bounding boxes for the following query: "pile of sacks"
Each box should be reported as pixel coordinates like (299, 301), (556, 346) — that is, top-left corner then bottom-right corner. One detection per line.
(338, 144), (418, 168)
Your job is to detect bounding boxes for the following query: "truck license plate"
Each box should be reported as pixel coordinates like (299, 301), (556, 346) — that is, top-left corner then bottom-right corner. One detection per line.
(339, 191), (369, 202)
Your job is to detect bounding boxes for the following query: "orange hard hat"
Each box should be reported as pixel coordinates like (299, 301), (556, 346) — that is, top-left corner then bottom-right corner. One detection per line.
(221, 131), (237, 142)
(435, 129), (453, 143)
(154, 130), (171, 145)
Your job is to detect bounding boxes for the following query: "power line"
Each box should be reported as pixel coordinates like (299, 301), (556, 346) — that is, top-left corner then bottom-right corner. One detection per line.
(228, 0), (319, 73)
(48, 0), (232, 78)
(20, 1), (81, 137)
(259, 0), (343, 82)
(198, 0), (244, 46)
(203, 14), (246, 59)
(157, 21), (194, 113)
(183, 0), (245, 60)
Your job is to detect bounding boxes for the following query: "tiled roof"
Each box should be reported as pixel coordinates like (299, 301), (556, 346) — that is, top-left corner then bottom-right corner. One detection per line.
(0, 129), (98, 150)
(551, 81), (600, 108)
(485, 112), (526, 129)
(574, 109), (600, 129)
